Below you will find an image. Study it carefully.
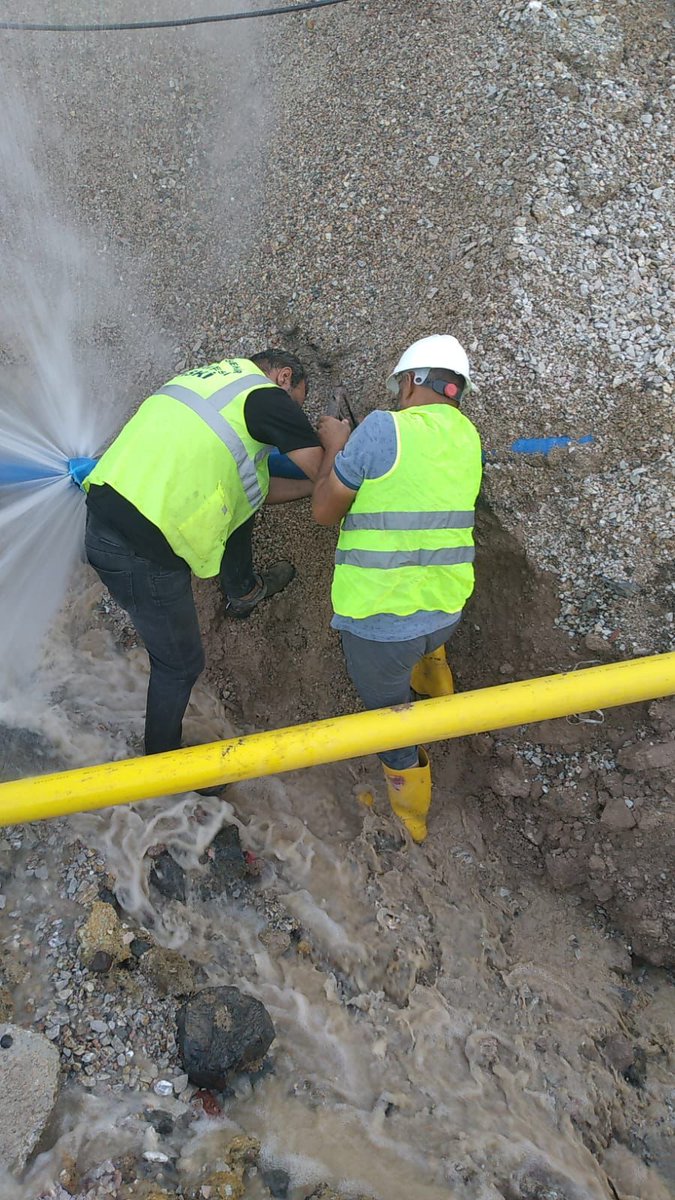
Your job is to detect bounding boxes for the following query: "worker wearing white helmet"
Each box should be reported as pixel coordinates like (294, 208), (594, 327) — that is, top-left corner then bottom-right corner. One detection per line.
(313, 335), (482, 843)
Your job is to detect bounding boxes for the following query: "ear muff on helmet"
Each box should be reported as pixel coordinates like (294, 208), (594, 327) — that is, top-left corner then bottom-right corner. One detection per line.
(430, 380), (460, 400)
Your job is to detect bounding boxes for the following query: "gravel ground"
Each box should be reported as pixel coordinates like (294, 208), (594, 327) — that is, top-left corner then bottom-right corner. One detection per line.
(0, 0), (673, 1196)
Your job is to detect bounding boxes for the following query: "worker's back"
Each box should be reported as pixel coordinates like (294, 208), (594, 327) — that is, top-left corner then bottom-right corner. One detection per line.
(85, 359), (275, 578)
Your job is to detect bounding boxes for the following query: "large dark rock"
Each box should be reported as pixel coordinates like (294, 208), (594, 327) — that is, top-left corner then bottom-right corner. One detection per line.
(149, 826), (247, 907)
(149, 851), (187, 903)
(198, 824), (247, 899)
(176, 986), (275, 1090)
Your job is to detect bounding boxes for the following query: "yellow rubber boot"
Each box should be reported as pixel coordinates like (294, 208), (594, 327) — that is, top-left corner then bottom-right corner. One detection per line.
(410, 645), (455, 698)
(382, 749), (432, 843)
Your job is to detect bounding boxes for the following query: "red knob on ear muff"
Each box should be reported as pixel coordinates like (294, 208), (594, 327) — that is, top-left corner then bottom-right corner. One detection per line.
(444, 382), (459, 399)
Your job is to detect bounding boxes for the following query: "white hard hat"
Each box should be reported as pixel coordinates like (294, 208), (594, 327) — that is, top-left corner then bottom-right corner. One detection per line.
(386, 334), (472, 396)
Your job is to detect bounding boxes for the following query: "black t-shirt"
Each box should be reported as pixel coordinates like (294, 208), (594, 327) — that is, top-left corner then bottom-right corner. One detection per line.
(86, 385), (320, 568)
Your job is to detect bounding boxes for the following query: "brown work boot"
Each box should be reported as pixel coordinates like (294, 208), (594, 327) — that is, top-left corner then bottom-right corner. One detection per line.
(225, 562), (296, 618)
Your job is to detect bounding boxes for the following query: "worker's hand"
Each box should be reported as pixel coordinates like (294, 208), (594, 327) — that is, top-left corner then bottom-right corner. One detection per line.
(318, 415), (351, 453)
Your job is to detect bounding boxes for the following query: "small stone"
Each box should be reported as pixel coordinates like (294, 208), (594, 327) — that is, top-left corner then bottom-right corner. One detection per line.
(583, 631), (610, 654)
(553, 80), (580, 101)
(149, 851), (187, 903)
(617, 740), (675, 772)
(544, 850), (585, 890)
(58, 1153), (79, 1193)
(590, 879), (614, 903)
(145, 1108), (174, 1136)
(130, 937), (153, 958)
(258, 929), (291, 958)
(200, 1170), (243, 1200)
(600, 799), (637, 831)
(89, 951), (114, 974)
(225, 1135), (260, 1170)
(261, 1167), (290, 1198)
(172, 1072), (189, 1094)
(193, 1088), (222, 1116)
(153, 1079), (174, 1097)
(143, 947), (196, 998)
(490, 762), (531, 800)
(77, 902), (130, 968)
(97, 885), (121, 911)
(603, 1034), (635, 1075)
(602, 577), (640, 599)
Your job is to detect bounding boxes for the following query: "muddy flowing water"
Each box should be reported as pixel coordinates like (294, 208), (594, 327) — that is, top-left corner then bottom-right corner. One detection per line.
(1, 585), (671, 1200)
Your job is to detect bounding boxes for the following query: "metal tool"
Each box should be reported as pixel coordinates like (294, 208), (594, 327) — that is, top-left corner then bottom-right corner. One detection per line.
(327, 384), (358, 428)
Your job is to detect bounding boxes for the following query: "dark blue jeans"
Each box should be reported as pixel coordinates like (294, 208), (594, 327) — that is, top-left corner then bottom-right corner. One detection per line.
(85, 512), (259, 754)
(85, 511), (205, 754)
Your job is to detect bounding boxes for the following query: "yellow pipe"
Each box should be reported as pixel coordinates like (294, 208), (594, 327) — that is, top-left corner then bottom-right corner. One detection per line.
(1, 653), (674, 827)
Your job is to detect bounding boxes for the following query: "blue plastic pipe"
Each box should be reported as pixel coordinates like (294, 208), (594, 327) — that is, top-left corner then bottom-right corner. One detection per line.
(67, 457), (99, 487)
(267, 451), (307, 479)
(509, 435), (594, 456)
(0, 437), (596, 490)
(273, 435), (597, 479)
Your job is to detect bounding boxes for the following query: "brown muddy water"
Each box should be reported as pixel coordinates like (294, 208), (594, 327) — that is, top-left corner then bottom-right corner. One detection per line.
(0, 580), (671, 1200)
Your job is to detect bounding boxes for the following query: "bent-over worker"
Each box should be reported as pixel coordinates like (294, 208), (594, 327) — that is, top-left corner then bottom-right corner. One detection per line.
(84, 350), (323, 755)
(313, 335), (482, 842)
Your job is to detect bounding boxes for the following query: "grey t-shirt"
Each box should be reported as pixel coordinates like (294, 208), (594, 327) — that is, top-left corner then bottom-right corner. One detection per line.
(331, 410), (462, 642)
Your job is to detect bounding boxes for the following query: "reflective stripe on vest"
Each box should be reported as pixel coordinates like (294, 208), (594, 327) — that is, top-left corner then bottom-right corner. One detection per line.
(331, 405), (482, 621)
(341, 510), (475, 532)
(84, 359), (275, 578)
(334, 546), (475, 569)
(159, 376), (264, 509)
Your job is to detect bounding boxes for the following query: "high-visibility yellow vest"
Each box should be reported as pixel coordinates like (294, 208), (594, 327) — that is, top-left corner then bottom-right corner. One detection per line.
(85, 359), (275, 577)
(331, 404), (482, 620)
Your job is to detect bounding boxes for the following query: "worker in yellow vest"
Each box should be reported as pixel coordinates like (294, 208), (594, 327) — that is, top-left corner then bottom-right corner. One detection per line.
(84, 350), (323, 758)
(313, 336), (482, 842)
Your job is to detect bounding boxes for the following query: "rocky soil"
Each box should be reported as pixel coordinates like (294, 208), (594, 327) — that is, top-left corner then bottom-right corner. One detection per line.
(0, 0), (673, 1197)
(188, 0), (674, 968)
(1, 725), (674, 1199)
